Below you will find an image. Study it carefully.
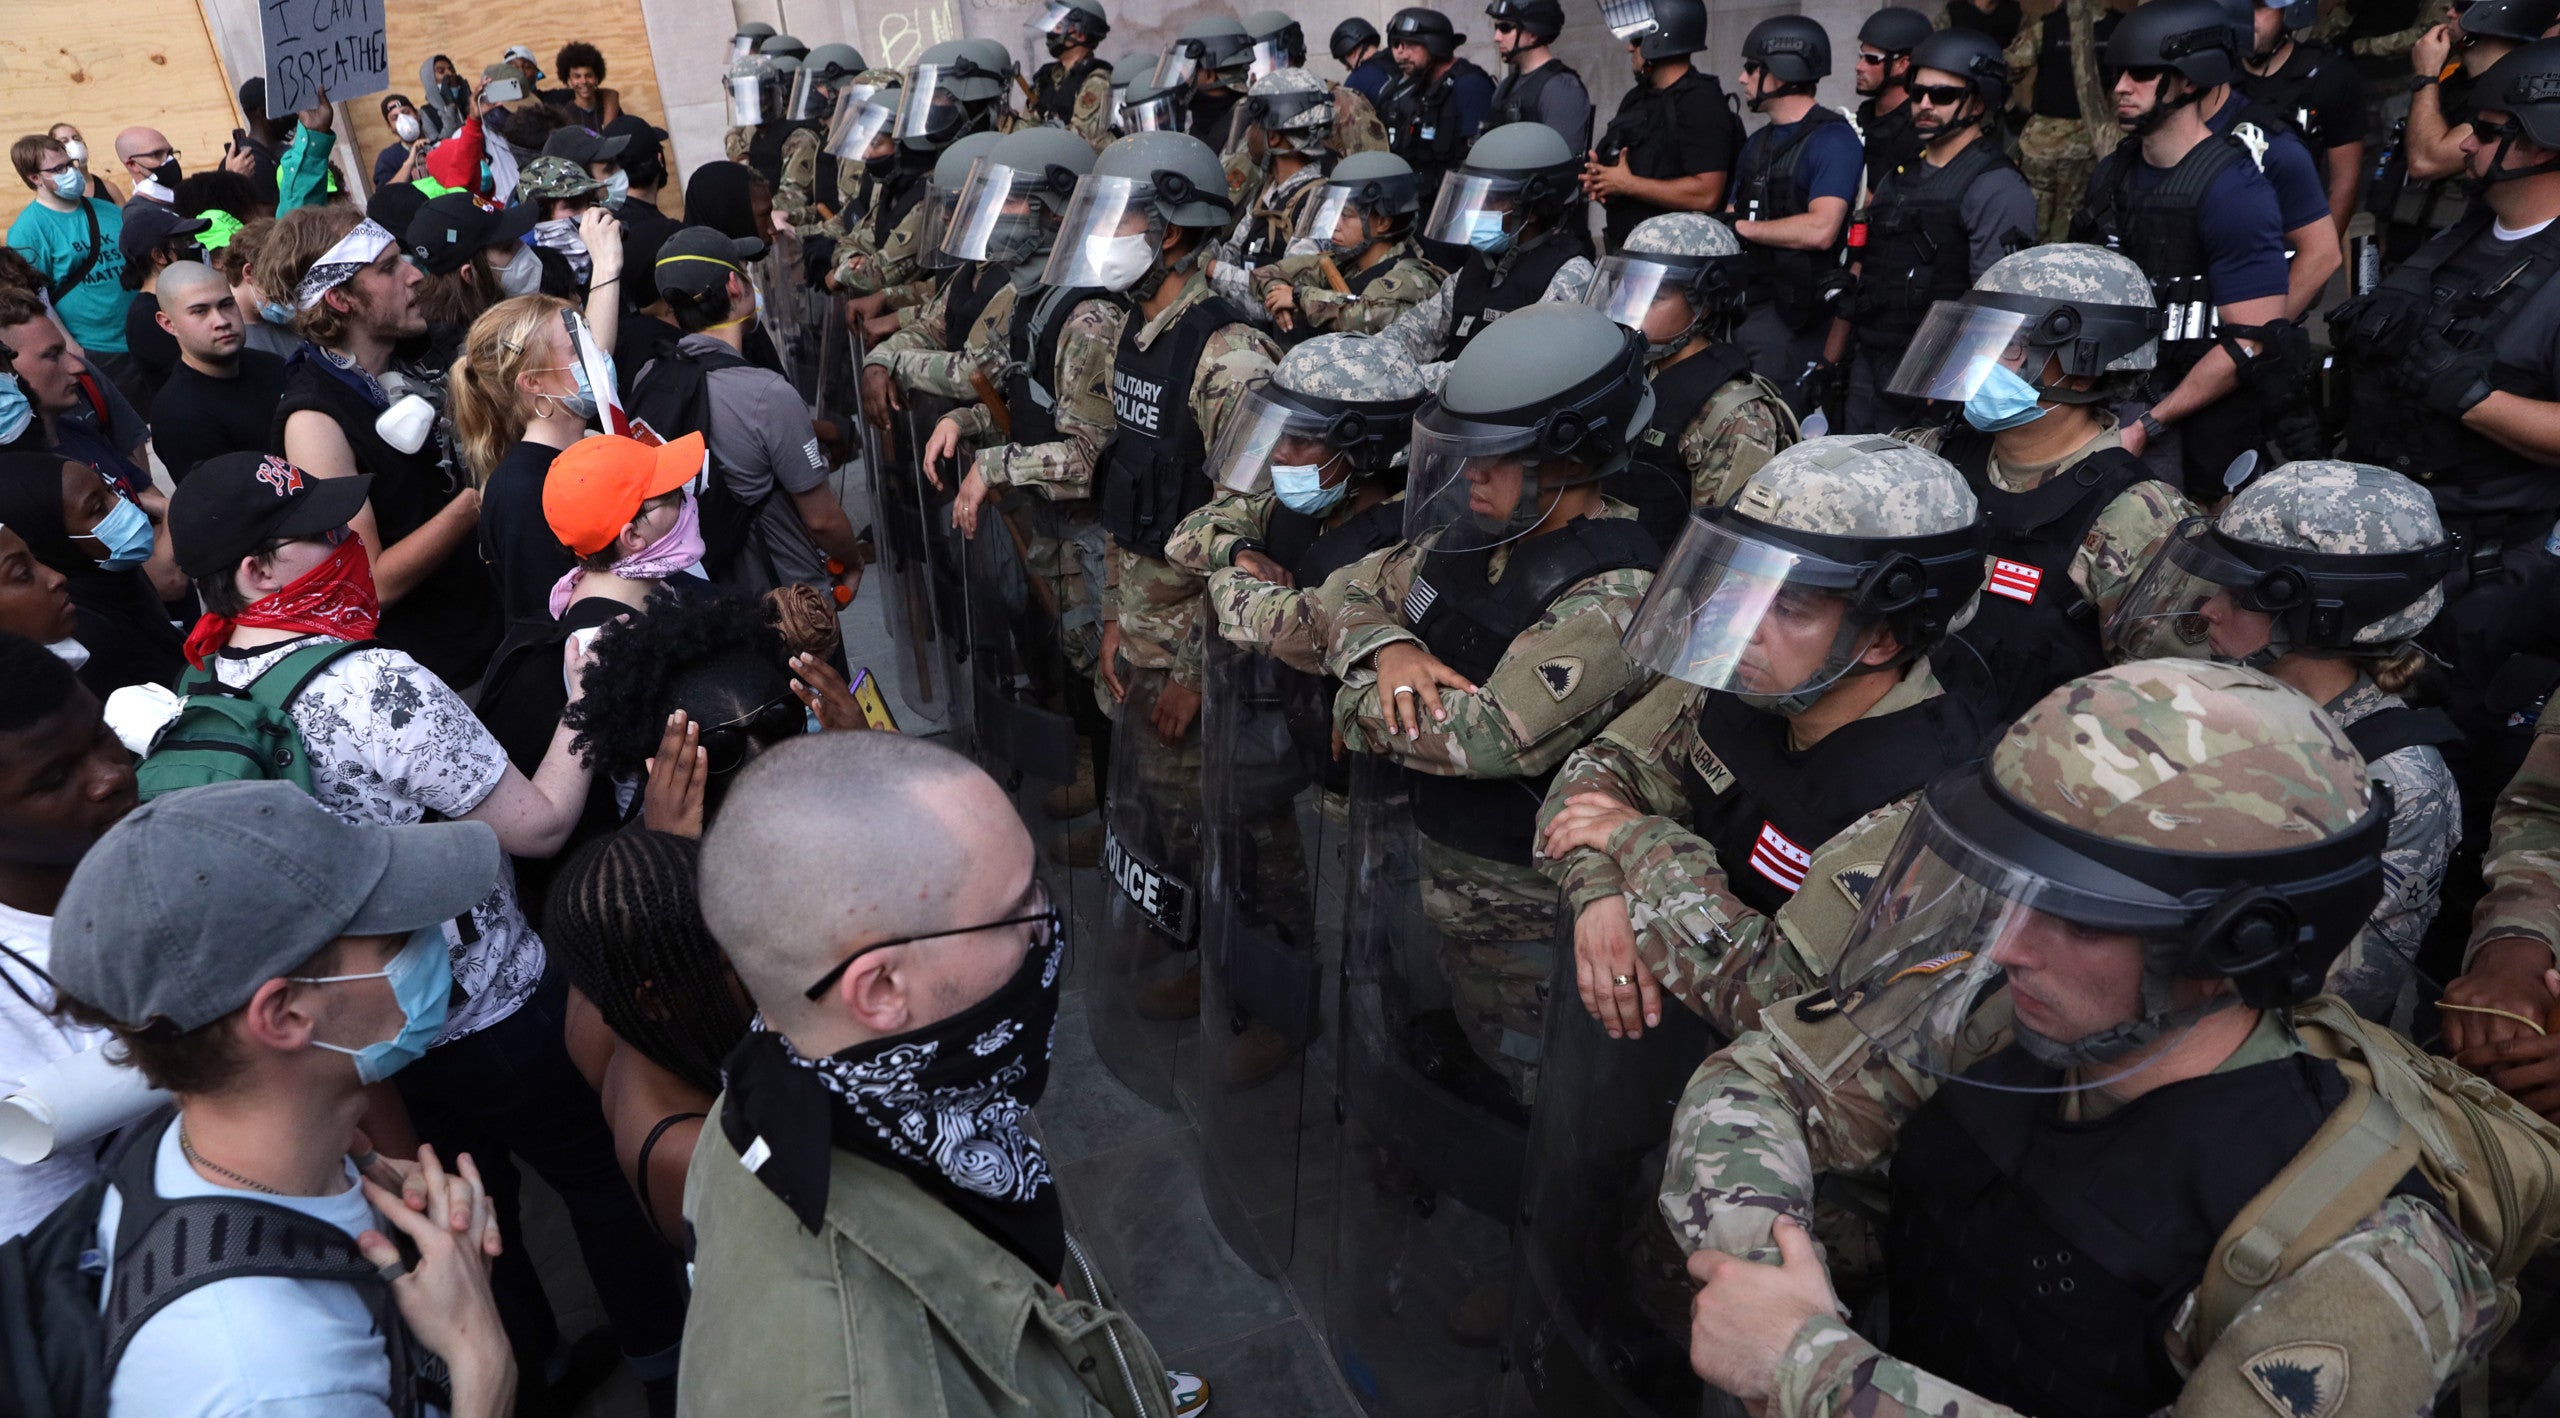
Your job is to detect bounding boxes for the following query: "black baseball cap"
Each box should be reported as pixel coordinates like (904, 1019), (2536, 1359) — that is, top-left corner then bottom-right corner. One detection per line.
(367, 181), (431, 243)
(118, 204), (210, 264)
(603, 114), (670, 151)
(405, 191), (538, 277)
(169, 451), (373, 580)
(620, 216), (678, 304)
(655, 225), (765, 304)
(543, 127), (631, 166)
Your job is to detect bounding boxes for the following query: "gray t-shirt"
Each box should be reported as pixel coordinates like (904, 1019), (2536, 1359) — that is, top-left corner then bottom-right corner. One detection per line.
(671, 333), (833, 594)
(1492, 59), (1593, 155)
(1959, 163), (2043, 281)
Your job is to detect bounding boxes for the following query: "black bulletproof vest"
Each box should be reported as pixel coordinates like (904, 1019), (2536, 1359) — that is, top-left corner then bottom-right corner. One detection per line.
(1673, 686), (1984, 916)
(2335, 211), (2560, 518)
(2344, 704), (2463, 761)
(1266, 497), (1407, 792)
(1386, 59), (1491, 191)
(1491, 58), (1578, 130)
(747, 118), (822, 189)
(1405, 515), (1660, 864)
(1100, 293), (1248, 558)
(1006, 282), (1121, 449)
(2070, 134), (2248, 385)
(871, 166), (928, 248)
(271, 360), (497, 687)
(1935, 428), (2152, 726)
(944, 261), (1010, 362)
(1856, 143), (2013, 351)
(1859, 96), (1923, 197)
(1240, 169), (1318, 268)
(1887, 1047), (2355, 1418)
(1736, 106), (1852, 329)
(1190, 89), (1243, 151)
(1612, 342), (1751, 549)
(2236, 42), (2334, 137)
(1034, 56), (1109, 123)
(1441, 225), (1592, 361)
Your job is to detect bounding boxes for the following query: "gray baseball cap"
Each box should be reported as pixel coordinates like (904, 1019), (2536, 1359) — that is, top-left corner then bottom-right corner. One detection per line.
(51, 781), (499, 1031)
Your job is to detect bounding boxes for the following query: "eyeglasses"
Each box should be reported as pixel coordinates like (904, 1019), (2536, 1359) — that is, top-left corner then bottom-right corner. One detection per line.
(1910, 83), (1974, 106)
(130, 148), (177, 165)
(2119, 64), (2174, 84)
(1492, 21), (1519, 34)
(1742, 59), (1766, 75)
(32, 160), (72, 177)
(700, 696), (806, 776)
(801, 877), (1061, 1000)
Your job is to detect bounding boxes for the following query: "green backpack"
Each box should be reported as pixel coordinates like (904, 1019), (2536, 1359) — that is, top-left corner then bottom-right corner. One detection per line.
(134, 641), (372, 801)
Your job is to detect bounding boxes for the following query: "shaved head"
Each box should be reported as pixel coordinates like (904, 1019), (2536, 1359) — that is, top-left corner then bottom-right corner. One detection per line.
(700, 731), (1029, 1039)
(114, 127), (167, 163)
(155, 260), (227, 305)
(154, 261), (244, 368)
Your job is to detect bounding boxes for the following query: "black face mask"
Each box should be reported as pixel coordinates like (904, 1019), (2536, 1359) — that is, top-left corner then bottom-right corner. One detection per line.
(1046, 29), (1073, 58)
(150, 157), (182, 189)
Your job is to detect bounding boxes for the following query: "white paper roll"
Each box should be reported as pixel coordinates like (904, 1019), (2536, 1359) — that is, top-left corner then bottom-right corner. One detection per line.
(0, 1046), (169, 1166)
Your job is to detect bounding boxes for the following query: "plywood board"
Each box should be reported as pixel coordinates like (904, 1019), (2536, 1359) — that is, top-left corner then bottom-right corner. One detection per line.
(0, 1), (242, 232)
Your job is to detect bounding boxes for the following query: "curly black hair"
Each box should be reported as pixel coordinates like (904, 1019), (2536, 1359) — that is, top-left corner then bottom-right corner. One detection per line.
(545, 828), (746, 1094)
(175, 171), (261, 221)
(556, 41), (607, 82)
(563, 589), (795, 782)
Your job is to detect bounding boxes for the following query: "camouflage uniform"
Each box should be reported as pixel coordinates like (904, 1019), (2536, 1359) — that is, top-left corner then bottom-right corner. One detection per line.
(2005, 0), (2120, 243)
(2471, 697), (2560, 969)
(1666, 661), (2509, 1416)
(1901, 415), (2193, 620)
(1252, 244), (1446, 337)
(1330, 82), (1389, 158)
(1208, 163), (1329, 310)
(774, 127), (825, 230)
(1213, 70), (1337, 270)
(834, 196), (939, 310)
(1030, 61), (1118, 152)
(1372, 235), (1596, 392)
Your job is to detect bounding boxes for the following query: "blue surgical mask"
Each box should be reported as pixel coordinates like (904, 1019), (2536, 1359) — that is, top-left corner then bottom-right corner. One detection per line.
(1466, 210), (1514, 255)
(293, 925), (454, 1084)
(85, 494), (154, 570)
(48, 167), (84, 200)
(258, 299), (296, 325)
(0, 375), (30, 445)
(1272, 461), (1347, 515)
(1961, 360), (2051, 433)
(604, 169), (631, 209)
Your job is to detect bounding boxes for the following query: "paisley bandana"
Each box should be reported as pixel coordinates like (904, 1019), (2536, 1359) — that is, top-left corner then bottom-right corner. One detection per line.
(295, 219), (398, 311)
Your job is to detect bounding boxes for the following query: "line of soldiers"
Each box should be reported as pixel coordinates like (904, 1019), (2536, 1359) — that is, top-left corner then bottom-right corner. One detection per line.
(739, 3), (2560, 1413)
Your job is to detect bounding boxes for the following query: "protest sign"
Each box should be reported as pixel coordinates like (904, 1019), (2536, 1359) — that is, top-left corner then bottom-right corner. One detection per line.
(262, 0), (390, 113)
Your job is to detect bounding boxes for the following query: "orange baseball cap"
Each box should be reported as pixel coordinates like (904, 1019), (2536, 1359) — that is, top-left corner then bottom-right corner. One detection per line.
(543, 432), (707, 558)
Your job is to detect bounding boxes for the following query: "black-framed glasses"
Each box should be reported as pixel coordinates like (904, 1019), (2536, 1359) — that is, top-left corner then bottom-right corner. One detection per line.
(1742, 59), (1766, 75)
(1492, 20), (1520, 34)
(700, 696), (805, 776)
(2473, 115), (2526, 146)
(802, 876), (1061, 1000)
(1910, 83), (1973, 106)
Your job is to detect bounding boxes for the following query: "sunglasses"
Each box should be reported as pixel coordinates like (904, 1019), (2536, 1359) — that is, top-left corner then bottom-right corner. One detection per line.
(2119, 64), (2175, 84)
(1857, 50), (1893, 66)
(1910, 84), (1974, 106)
(1493, 20), (1519, 33)
(1742, 59), (1766, 75)
(2473, 115), (2526, 145)
(700, 696), (805, 775)
(801, 877), (1061, 1000)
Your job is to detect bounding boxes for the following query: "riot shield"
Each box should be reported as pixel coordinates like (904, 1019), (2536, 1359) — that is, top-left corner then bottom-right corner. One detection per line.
(1500, 937), (1722, 1416)
(1327, 752), (1529, 1416)
(1091, 664), (1205, 1110)
(859, 345), (954, 726)
(1184, 637), (1335, 1278)
(961, 489), (1082, 786)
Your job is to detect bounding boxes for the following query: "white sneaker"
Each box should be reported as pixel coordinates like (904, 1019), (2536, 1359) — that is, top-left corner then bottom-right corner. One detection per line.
(1166, 1369), (1211, 1416)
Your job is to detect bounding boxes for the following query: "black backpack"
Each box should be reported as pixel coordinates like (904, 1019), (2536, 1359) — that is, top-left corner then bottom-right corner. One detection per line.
(625, 342), (771, 583)
(0, 1110), (434, 1418)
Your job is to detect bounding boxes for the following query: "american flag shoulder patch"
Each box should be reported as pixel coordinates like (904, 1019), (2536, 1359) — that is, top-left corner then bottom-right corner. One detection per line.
(1748, 820), (1813, 895)
(1986, 558), (2044, 604)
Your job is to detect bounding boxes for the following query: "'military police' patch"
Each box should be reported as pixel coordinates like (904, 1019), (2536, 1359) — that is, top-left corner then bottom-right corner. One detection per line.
(1536, 656), (1583, 702)
(2242, 1341), (2347, 1418)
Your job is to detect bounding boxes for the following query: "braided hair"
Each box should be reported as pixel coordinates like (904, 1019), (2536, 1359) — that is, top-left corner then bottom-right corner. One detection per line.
(563, 589), (795, 781)
(545, 829), (748, 1094)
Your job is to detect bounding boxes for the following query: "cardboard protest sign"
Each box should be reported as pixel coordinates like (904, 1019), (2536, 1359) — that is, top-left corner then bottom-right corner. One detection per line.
(262, 0), (390, 113)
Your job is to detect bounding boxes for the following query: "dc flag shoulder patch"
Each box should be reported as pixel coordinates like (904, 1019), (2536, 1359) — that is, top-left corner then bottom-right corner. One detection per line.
(1987, 557), (2044, 603)
(1748, 820), (1812, 895)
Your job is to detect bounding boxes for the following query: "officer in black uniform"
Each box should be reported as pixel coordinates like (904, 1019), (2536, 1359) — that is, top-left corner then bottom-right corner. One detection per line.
(1380, 6), (1498, 226)
(2370, 0), (2559, 267)
(1586, 0), (1741, 251)
(1838, 28), (2039, 433)
(1487, 0), (1593, 154)
(2235, 0), (2363, 232)
(1027, 0), (1113, 138)
(1729, 15), (1865, 415)
(1333, 16), (1397, 107)
(1169, 16), (1258, 151)
(1854, 6), (1936, 197)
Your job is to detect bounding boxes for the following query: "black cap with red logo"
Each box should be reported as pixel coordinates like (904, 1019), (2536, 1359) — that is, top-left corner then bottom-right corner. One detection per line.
(168, 452), (373, 580)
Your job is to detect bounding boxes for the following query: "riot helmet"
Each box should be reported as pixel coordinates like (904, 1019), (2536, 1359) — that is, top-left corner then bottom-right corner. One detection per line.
(1887, 244), (2163, 410)
(1332, 16), (1384, 65)
(2107, 461), (2452, 667)
(1585, 212), (1744, 360)
(2462, 0), (2560, 43)
(1601, 0), (1710, 62)
(943, 126), (1097, 269)
(725, 51), (784, 127)
(1295, 150), (1426, 257)
(1743, 15), (1832, 92)
(2107, 0), (2236, 133)
(1387, 8), (1466, 64)
(1029, 0), (1111, 59)
(1624, 435), (1988, 714)
(2469, 39), (2560, 182)
(1421, 122), (1582, 254)
(1232, 68), (1336, 159)
(1828, 659), (2388, 1090)
(1041, 130), (1235, 294)
(920, 131), (1006, 271)
(758, 33), (809, 61)
(1163, 15), (1257, 88)
(1859, 6), (1935, 91)
(1906, 29), (2012, 136)
(901, 39), (1016, 152)
(730, 22), (776, 63)
(1488, 0), (1570, 51)
(1117, 77), (1189, 134)
(1212, 335), (1427, 509)
(789, 43), (868, 122)
(1246, 11), (1309, 74)
(825, 70), (904, 162)
(1404, 303), (1655, 551)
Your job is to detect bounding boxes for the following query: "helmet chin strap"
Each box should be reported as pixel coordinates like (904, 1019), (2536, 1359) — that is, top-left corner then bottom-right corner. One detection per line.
(2475, 129), (2560, 187)
(2127, 75), (2206, 138)
(2012, 978), (2232, 1075)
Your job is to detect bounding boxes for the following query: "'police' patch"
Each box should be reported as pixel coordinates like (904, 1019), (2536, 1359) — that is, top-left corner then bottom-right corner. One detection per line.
(1536, 656), (1583, 702)
(2243, 1341), (2347, 1418)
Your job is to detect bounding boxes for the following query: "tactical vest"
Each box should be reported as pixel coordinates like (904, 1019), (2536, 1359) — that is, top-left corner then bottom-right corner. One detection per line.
(1858, 96), (1922, 198)
(943, 261), (1010, 364)
(2343, 703), (2463, 762)
(747, 118), (821, 189)
(2236, 42), (2334, 138)
(2070, 133), (2249, 386)
(1100, 293), (1249, 559)
(1191, 89), (1243, 151)
(2032, 9), (2097, 118)
(1673, 685), (1983, 916)
(1386, 59), (1491, 189)
(1440, 225), (1591, 361)
(1490, 57), (1578, 131)
(1935, 428), (2152, 726)
(1240, 166), (1322, 268)
(869, 165), (928, 249)
(1736, 106), (1852, 330)
(1886, 1047), (2359, 1418)
(1855, 143), (2014, 351)
(1265, 497), (1407, 792)
(1006, 281), (1122, 449)
(1034, 56), (1109, 124)
(2334, 211), (2560, 518)
(1404, 515), (1661, 865)
(1612, 342), (1751, 549)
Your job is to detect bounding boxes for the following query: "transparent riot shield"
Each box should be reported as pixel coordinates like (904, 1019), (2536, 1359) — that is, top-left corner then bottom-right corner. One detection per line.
(1500, 933), (1722, 1416)
(1185, 636), (1335, 1279)
(1327, 753), (1530, 1415)
(862, 365), (952, 726)
(1091, 660), (1206, 1110)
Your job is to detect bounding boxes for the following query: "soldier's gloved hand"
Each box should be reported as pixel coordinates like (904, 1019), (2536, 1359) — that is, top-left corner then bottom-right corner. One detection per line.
(2402, 334), (2495, 418)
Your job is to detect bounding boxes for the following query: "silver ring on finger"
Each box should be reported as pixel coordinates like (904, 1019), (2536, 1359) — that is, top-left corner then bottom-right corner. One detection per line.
(1612, 974), (1634, 987)
(1392, 685), (1417, 696)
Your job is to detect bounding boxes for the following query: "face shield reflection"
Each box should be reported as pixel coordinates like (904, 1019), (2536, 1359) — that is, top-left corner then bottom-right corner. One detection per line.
(1422, 171), (1524, 246)
(826, 87), (897, 160)
(1619, 516), (1889, 701)
(1038, 173), (1152, 287)
(787, 67), (837, 121)
(1207, 383), (1360, 495)
(1583, 256), (1691, 333)
(942, 160), (1059, 265)
(1121, 90), (1184, 132)
(2101, 518), (2259, 662)
(1883, 301), (2040, 402)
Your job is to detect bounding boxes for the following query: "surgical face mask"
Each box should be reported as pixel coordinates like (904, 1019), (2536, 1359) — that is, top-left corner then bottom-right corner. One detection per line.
(1090, 232), (1157, 291)
(48, 167), (85, 200)
(1961, 360), (2051, 432)
(604, 169), (631, 209)
(538, 360), (603, 422)
(496, 242), (543, 297)
(61, 139), (86, 165)
(0, 374), (30, 445)
(1466, 210), (1515, 255)
(85, 495), (154, 571)
(258, 298), (296, 325)
(1273, 458), (1348, 515)
(293, 926), (454, 1084)
(393, 113), (422, 142)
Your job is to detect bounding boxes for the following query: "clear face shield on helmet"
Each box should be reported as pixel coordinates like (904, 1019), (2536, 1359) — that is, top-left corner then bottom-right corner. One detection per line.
(899, 66), (976, 148)
(1584, 253), (1715, 358)
(1620, 515), (1906, 711)
(1246, 35), (1294, 81)
(1882, 300), (2053, 402)
(1155, 49), (1203, 87)
(943, 158), (1077, 267)
(1027, 1), (1089, 47)
(2101, 517), (2449, 666)
(1038, 172), (1157, 289)
(787, 67), (840, 121)
(1423, 170), (1531, 249)
(1292, 184), (1377, 257)
(1120, 88), (1185, 132)
(1402, 407), (1614, 555)
(918, 180), (967, 270)
(1208, 379), (1414, 498)
(825, 85), (896, 160)
(728, 56), (779, 126)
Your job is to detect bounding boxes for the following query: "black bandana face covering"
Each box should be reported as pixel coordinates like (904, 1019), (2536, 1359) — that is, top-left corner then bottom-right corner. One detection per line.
(720, 917), (1069, 1279)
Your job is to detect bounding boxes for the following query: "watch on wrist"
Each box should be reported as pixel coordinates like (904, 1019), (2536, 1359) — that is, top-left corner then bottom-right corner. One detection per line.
(2137, 411), (2170, 442)
(2412, 72), (2440, 91)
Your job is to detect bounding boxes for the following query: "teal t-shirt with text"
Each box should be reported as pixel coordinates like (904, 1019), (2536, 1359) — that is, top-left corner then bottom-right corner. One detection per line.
(6, 198), (131, 354)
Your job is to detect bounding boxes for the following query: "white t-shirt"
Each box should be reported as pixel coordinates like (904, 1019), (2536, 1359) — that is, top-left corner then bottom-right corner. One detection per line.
(98, 1124), (400, 1418)
(0, 902), (109, 1239)
(213, 637), (542, 1041)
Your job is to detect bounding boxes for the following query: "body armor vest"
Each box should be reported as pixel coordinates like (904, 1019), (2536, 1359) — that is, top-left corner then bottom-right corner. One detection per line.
(1737, 106), (1853, 330)
(1240, 165), (1323, 268)
(1887, 1047), (2361, 1418)
(1006, 281), (1122, 450)
(1266, 497), (1407, 792)
(1491, 58), (1578, 130)
(1441, 226), (1591, 361)
(2031, 8), (2107, 119)
(1859, 96), (1923, 197)
(1934, 428), (2152, 726)
(1405, 515), (1661, 864)
(871, 166), (929, 248)
(1034, 56), (1109, 123)
(746, 118), (819, 189)
(2236, 42), (2335, 137)
(1386, 59), (1492, 191)
(1100, 293), (1249, 558)
(2070, 133), (2249, 386)
(1673, 686), (1983, 915)
(943, 262), (1010, 364)
(2334, 211), (2560, 518)
(1612, 342), (1751, 549)
(1855, 143), (2014, 351)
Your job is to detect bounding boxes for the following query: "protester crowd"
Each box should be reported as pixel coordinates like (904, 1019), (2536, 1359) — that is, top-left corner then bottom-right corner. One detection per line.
(9, 1), (2560, 1415)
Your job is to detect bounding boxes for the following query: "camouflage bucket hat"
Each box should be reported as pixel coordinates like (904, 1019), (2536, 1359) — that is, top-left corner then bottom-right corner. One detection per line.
(516, 155), (608, 204)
